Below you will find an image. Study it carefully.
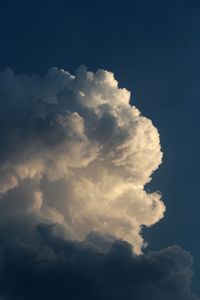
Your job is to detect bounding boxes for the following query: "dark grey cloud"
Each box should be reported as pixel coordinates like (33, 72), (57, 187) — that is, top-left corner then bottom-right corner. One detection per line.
(0, 225), (198, 300)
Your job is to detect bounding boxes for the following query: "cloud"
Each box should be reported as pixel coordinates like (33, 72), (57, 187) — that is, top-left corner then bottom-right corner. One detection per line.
(0, 66), (198, 299)
(0, 66), (165, 253)
(0, 225), (198, 300)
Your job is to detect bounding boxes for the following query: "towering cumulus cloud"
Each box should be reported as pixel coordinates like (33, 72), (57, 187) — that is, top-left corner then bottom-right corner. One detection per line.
(0, 67), (198, 299)
(0, 66), (164, 253)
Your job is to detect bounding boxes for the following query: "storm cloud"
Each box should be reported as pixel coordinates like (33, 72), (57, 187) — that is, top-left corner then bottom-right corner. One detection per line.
(0, 66), (198, 299)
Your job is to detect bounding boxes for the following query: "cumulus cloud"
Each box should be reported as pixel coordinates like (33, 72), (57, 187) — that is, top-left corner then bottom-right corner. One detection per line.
(0, 225), (198, 300)
(0, 66), (164, 253)
(0, 66), (198, 299)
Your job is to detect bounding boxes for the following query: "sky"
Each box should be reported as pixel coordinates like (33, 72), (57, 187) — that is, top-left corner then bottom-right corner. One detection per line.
(0, 0), (200, 299)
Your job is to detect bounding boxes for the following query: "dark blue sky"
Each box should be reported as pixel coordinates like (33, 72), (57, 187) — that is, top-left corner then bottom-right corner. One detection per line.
(0, 0), (200, 293)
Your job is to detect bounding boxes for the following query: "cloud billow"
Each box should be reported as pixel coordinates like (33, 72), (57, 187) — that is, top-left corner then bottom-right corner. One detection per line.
(0, 66), (165, 253)
(0, 66), (198, 299)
